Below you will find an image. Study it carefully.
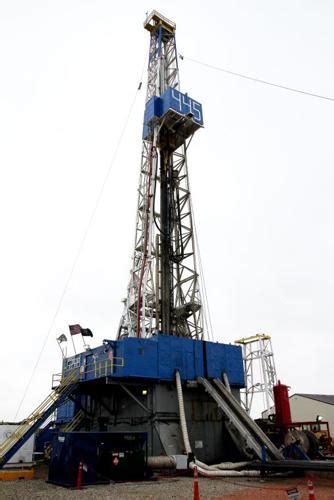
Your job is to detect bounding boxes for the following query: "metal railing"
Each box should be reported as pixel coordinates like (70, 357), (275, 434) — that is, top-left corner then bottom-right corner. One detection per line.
(61, 409), (85, 432)
(0, 369), (79, 461)
(52, 356), (124, 389)
(0, 356), (125, 463)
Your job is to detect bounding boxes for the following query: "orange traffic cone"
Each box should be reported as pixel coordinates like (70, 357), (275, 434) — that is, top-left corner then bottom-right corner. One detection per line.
(307, 478), (315, 500)
(193, 465), (200, 500)
(76, 461), (83, 490)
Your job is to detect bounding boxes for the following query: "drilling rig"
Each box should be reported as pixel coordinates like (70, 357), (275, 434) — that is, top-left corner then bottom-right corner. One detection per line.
(1, 11), (291, 486)
(118, 11), (203, 341)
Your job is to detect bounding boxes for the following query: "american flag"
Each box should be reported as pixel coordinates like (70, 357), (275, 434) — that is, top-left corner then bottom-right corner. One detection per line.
(69, 324), (82, 336)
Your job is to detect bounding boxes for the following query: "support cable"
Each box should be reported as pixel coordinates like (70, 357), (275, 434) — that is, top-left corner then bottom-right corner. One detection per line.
(13, 55), (148, 421)
(180, 54), (334, 102)
(190, 196), (214, 342)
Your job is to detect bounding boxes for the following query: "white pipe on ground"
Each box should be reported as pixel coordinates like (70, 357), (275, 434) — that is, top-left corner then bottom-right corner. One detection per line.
(192, 463), (260, 477)
(195, 459), (252, 471)
(147, 456), (176, 469)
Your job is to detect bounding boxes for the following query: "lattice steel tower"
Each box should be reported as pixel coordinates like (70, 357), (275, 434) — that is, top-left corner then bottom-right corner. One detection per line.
(235, 334), (278, 414)
(118, 11), (204, 339)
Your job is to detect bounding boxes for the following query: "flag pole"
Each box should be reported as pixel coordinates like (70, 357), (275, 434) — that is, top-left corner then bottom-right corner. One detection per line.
(81, 334), (88, 350)
(81, 328), (93, 350)
(57, 339), (65, 359)
(71, 334), (77, 355)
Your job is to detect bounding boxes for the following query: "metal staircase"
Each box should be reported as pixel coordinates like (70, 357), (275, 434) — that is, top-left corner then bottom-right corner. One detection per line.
(60, 409), (85, 432)
(0, 369), (80, 467)
(40, 409), (86, 461)
(198, 377), (282, 461)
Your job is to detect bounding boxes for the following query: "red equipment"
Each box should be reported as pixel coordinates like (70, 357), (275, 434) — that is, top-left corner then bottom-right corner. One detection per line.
(273, 381), (292, 428)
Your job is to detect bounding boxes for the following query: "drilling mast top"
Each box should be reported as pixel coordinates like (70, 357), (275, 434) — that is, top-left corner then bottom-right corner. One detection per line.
(118, 11), (204, 340)
(144, 11), (176, 33)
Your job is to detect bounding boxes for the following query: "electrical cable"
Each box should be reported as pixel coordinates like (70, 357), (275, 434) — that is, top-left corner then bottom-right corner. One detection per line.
(13, 54), (148, 421)
(179, 54), (334, 102)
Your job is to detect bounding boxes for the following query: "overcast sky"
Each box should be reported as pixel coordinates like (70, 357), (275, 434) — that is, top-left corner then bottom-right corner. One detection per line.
(1, 1), (333, 421)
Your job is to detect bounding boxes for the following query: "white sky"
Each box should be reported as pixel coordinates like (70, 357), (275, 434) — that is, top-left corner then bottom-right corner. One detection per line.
(1, 1), (333, 421)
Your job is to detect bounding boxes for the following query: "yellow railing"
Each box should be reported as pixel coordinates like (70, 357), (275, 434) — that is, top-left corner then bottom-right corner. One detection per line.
(61, 409), (85, 432)
(51, 367), (80, 390)
(0, 356), (124, 463)
(0, 369), (79, 461)
(52, 356), (124, 388)
(89, 356), (124, 379)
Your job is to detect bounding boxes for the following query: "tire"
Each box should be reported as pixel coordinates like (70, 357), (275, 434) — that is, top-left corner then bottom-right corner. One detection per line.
(304, 430), (319, 458)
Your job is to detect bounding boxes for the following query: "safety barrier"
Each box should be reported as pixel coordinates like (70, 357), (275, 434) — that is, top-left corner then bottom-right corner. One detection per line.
(52, 356), (124, 389)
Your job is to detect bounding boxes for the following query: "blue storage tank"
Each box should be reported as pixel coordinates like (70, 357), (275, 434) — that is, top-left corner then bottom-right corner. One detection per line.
(48, 431), (148, 486)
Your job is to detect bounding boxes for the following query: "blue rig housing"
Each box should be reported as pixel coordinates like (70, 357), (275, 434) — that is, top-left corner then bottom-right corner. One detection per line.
(61, 335), (244, 386)
(58, 335), (244, 424)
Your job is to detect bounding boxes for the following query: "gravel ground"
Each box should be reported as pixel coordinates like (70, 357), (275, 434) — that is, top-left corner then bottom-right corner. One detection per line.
(0, 475), (246, 499)
(1, 467), (334, 499)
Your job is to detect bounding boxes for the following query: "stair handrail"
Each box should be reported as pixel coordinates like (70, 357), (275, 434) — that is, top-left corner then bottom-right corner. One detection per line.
(0, 368), (80, 458)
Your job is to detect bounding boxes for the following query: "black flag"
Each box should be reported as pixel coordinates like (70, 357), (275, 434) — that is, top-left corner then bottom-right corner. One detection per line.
(81, 328), (93, 337)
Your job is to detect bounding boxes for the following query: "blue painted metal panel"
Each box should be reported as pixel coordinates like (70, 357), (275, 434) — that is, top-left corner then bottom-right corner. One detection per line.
(160, 87), (203, 126)
(63, 336), (243, 387)
(56, 400), (76, 424)
(82, 345), (112, 382)
(205, 342), (244, 386)
(115, 337), (158, 379)
(48, 431), (148, 486)
(194, 340), (204, 377)
(142, 88), (203, 140)
(142, 96), (162, 140)
(157, 335), (204, 381)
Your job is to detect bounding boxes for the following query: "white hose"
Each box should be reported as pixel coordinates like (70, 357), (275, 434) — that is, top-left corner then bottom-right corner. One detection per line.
(191, 463), (260, 477)
(195, 459), (252, 470)
(175, 370), (192, 454)
(175, 371), (260, 477)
